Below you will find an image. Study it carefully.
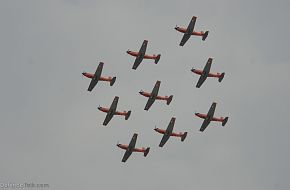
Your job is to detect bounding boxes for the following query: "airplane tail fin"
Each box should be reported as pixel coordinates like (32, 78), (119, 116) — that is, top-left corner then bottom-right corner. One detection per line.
(110, 77), (116, 86)
(181, 132), (187, 142)
(218, 73), (225, 82)
(125, 111), (131, 120)
(222, 117), (229, 126)
(144, 147), (150, 157)
(154, 54), (161, 64)
(202, 31), (209, 41)
(166, 95), (173, 105)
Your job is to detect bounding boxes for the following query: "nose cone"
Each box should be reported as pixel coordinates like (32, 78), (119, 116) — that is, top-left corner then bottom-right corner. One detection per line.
(191, 68), (195, 72)
(98, 106), (102, 110)
(174, 26), (179, 30)
(139, 91), (143, 95)
(126, 50), (130, 54)
(82, 72), (86, 76)
(195, 112), (199, 116)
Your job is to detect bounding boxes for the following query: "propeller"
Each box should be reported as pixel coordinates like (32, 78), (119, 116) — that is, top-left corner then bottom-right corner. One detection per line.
(116, 141), (120, 146)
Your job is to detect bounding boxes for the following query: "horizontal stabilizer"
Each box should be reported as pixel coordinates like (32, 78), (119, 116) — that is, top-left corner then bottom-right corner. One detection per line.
(155, 54), (161, 64)
(202, 31), (209, 41)
(166, 95), (173, 105)
(144, 147), (150, 157)
(222, 117), (229, 126)
(218, 73), (225, 82)
(110, 77), (116, 86)
(125, 111), (131, 120)
(181, 132), (187, 142)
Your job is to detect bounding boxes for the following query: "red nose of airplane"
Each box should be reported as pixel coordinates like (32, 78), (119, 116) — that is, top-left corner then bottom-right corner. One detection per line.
(82, 72), (86, 76)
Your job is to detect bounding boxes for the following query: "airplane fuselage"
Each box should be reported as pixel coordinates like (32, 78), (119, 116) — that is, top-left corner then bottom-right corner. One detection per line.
(139, 91), (169, 100)
(82, 72), (113, 81)
(191, 69), (222, 78)
(127, 50), (158, 60)
(154, 128), (183, 137)
(117, 144), (146, 153)
(98, 106), (127, 116)
(175, 27), (204, 36)
(195, 113), (224, 122)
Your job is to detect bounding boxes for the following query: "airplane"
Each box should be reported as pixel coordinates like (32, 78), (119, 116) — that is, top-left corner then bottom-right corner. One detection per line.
(82, 62), (116, 91)
(175, 16), (209, 46)
(127, 40), (161, 70)
(98, 96), (131, 126)
(154, 117), (187, 147)
(195, 102), (229, 132)
(117, 133), (150, 162)
(191, 58), (225, 88)
(139, 80), (173, 111)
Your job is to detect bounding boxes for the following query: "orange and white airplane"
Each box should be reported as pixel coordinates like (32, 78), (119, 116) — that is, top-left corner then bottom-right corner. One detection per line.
(154, 117), (187, 147)
(139, 80), (173, 111)
(195, 102), (229, 132)
(127, 40), (161, 70)
(98, 96), (131, 126)
(82, 62), (116, 91)
(175, 16), (209, 46)
(191, 58), (225, 88)
(117, 133), (150, 162)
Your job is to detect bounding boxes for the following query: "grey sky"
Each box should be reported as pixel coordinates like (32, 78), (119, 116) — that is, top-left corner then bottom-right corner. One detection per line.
(0, 0), (290, 189)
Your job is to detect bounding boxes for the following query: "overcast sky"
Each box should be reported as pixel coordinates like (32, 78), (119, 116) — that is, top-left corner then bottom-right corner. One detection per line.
(1, 0), (290, 189)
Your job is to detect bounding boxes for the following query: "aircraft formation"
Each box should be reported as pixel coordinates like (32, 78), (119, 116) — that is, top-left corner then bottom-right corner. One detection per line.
(82, 16), (229, 162)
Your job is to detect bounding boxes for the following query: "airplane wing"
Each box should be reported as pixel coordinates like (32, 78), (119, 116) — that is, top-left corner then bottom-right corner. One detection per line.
(203, 58), (212, 74)
(128, 133), (138, 148)
(200, 102), (216, 132)
(165, 117), (175, 134)
(121, 133), (138, 162)
(121, 149), (132, 162)
(207, 102), (216, 118)
(159, 117), (176, 147)
(102, 96), (119, 126)
(199, 118), (211, 132)
(144, 81), (160, 110)
(196, 74), (207, 88)
(103, 112), (113, 126)
(132, 40), (148, 70)
(88, 62), (104, 91)
(179, 16), (196, 46)
(196, 58), (212, 88)
(159, 134), (170, 147)
(144, 96), (155, 111)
